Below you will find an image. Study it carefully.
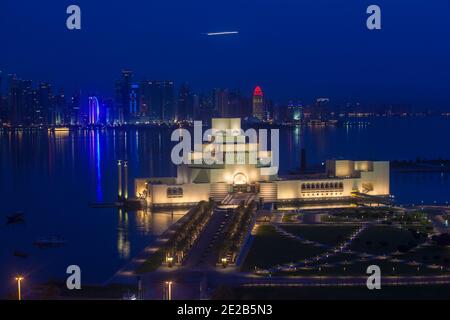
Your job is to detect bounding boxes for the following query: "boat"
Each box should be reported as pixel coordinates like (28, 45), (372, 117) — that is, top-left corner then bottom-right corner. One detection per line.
(7, 212), (25, 224)
(34, 236), (66, 248)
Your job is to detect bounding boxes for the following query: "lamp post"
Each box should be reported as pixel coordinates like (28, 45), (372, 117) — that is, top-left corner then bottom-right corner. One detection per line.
(15, 276), (24, 301)
(167, 256), (174, 268)
(221, 258), (228, 269)
(165, 281), (173, 300)
(318, 267), (322, 287)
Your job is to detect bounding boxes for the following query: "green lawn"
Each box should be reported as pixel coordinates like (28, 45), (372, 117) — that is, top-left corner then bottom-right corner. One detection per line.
(349, 226), (427, 255)
(280, 225), (359, 246)
(242, 225), (326, 271)
(399, 244), (450, 266)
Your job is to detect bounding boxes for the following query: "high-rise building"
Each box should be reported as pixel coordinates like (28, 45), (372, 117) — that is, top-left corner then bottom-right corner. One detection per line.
(52, 89), (66, 125)
(252, 86), (265, 120)
(129, 83), (140, 116)
(226, 90), (251, 119)
(177, 83), (194, 121)
(69, 91), (81, 125)
(8, 75), (33, 126)
(36, 82), (52, 125)
(140, 80), (175, 121)
(88, 96), (100, 125)
(314, 98), (330, 119)
(194, 94), (214, 124)
(115, 70), (133, 124)
(22, 80), (35, 125)
(102, 98), (115, 125)
(213, 88), (229, 118)
(287, 101), (303, 122)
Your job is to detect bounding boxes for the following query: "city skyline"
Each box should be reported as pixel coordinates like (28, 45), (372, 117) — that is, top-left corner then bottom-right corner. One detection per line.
(1, 68), (425, 127)
(1, 0), (450, 108)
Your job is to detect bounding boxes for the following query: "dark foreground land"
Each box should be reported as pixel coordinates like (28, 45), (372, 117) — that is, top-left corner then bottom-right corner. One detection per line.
(213, 284), (450, 300)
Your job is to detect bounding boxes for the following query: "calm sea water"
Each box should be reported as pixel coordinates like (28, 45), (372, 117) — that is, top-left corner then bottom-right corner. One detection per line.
(1, 116), (450, 297)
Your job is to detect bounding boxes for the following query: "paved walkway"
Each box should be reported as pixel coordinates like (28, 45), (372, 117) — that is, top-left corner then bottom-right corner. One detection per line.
(183, 208), (232, 269)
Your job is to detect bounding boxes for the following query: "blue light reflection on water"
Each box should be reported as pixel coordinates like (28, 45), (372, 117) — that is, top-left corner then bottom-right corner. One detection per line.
(1, 117), (450, 296)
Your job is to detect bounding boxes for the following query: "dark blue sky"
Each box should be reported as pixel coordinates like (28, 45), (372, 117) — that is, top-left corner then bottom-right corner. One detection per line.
(1, 0), (449, 108)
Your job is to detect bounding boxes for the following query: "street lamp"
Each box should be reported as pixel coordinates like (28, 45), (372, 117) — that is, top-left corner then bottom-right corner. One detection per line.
(318, 267), (322, 287)
(15, 276), (24, 301)
(165, 281), (173, 300)
(166, 256), (174, 268)
(221, 258), (228, 269)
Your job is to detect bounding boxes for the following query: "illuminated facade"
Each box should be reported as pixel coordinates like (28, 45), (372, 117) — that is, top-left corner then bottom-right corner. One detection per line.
(88, 96), (100, 125)
(133, 118), (390, 207)
(252, 86), (265, 121)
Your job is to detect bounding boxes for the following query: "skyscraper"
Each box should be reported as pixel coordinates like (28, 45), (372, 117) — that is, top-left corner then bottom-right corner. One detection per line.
(287, 101), (303, 122)
(36, 82), (52, 125)
(140, 80), (175, 121)
(129, 83), (140, 116)
(22, 80), (35, 125)
(88, 96), (100, 125)
(52, 89), (66, 125)
(252, 86), (265, 121)
(102, 98), (115, 125)
(115, 70), (133, 124)
(8, 75), (28, 126)
(177, 83), (194, 121)
(314, 98), (330, 119)
(213, 88), (229, 118)
(69, 91), (81, 125)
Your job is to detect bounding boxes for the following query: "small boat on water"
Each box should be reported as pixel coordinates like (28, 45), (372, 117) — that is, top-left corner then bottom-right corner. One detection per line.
(7, 212), (25, 224)
(13, 251), (29, 258)
(34, 236), (66, 248)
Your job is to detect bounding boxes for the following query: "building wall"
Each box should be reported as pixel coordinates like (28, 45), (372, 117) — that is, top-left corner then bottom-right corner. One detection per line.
(135, 160), (390, 205)
(359, 161), (390, 195)
(276, 181), (301, 200)
(150, 183), (210, 205)
(209, 164), (266, 184)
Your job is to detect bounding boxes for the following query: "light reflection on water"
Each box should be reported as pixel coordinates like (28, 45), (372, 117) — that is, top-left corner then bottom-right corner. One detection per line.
(1, 117), (450, 296)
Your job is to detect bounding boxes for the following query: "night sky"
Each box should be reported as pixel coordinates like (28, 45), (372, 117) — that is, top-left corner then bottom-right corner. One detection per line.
(1, 0), (450, 108)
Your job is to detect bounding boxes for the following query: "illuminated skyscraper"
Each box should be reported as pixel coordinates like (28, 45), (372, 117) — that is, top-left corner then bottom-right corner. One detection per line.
(88, 96), (100, 125)
(252, 86), (265, 120)
(69, 91), (81, 125)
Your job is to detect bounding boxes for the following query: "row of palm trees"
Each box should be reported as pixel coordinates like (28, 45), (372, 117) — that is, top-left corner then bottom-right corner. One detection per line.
(165, 200), (214, 264)
(218, 201), (256, 264)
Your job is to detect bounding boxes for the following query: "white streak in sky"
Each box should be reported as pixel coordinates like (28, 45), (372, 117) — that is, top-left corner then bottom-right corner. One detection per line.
(204, 31), (239, 36)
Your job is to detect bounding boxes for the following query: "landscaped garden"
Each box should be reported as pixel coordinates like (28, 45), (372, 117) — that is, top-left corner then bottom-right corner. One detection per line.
(348, 225), (428, 255)
(279, 225), (359, 246)
(241, 225), (327, 271)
